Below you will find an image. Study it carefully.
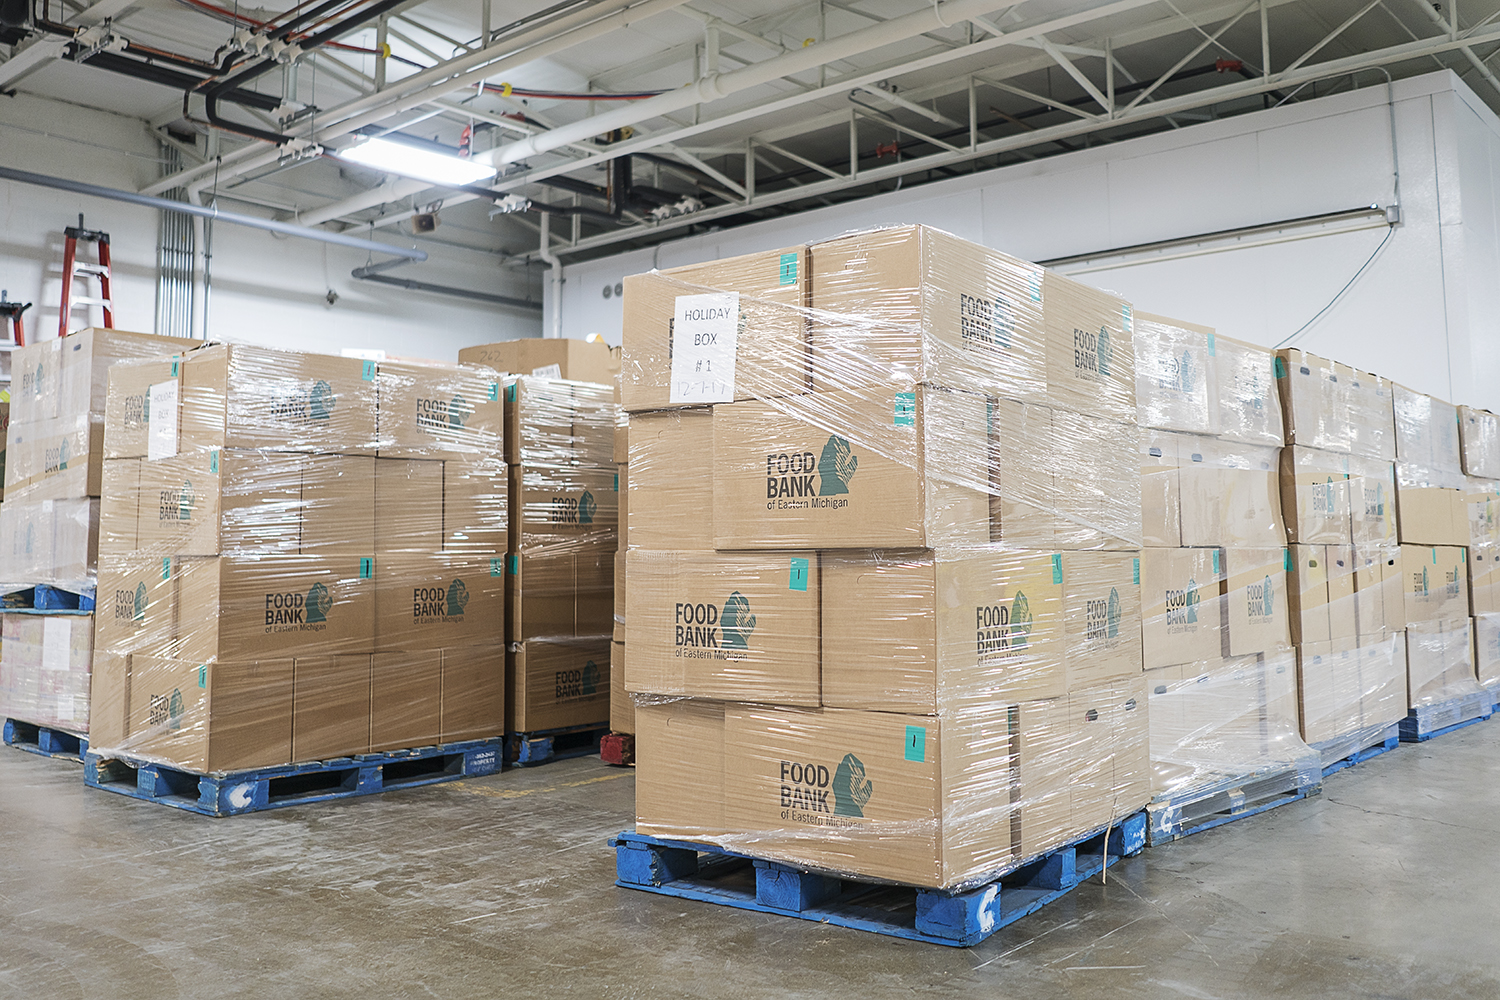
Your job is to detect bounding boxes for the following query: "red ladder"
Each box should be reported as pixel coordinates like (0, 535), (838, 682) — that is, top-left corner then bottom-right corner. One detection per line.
(57, 215), (113, 337)
(0, 291), (29, 347)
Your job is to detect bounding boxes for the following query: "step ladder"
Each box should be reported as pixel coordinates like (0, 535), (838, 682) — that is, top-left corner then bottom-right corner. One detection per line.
(58, 214), (113, 337)
(0, 290), (29, 346)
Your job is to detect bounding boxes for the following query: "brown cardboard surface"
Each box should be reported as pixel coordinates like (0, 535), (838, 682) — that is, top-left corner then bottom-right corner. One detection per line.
(370, 650), (441, 751)
(1069, 675), (1150, 832)
(460, 338), (619, 386)
(1474, 613), (1500, 688)
(1041, 272), (1136, 424)
(1279, 445), (1351, 545)
(1140, 547), (1225, 668)
(1285, 544), (1330, 645)
(1011, 696), (1074, 860)
(1471, 542), (1500, 616)
(103, 357), (182, 459)
(506, 548), (575, 642)
(123, 656), (293, 772)
(1399, 544), (1469, 624)
(509, 464), (618, 550)
(291, 654), (370, 761)
(1344, 367), (1397, 462)
(1139, 428), (1182, 548)
(1326, 545), (1358, 640)
(1061, 551), (1143, 689)
(59, 328), (199, 418)
(613, 412), (628, 465)
(10, 337), (63, 423)
(1348, 456), (1397, 547)
(301, 455), (376, 556)
(4, 415), (103, 498)
(1357, 632), (1407, 730)
(622, 246), (808, 412)
(821, 548), (1064, 711)
(95, 554), (177, 658)
(506, 637), (610, 733)
(87, 652), (129, 750)
(136, 449), (305, 556)
(1395, 484), (1467, 545)
(374, 457), (443, 555)
(1353, 547), (1388, 636)
(626, 548), (819, 706)
(1211, 334), (1284, 447)
(443, 458), (508, 556)
(1133, 311), (1215, 434)
(99, 458), (140, 556)
(627, 407), (714, 550)
(990, 398), (1058, 548)
(1051, 412), (1141, 550)
(616, 462), (628, 550)
(634, 698), (725, 840)
(575, 542), (614, 638)
(712, 387), (989, 550)
(439, 645), (505, 743)
(504, 377), (573, 466)
(374, 552), (504, 651)
(1405, 618), (1476, 709)
(1275, 349), (1349, 452)
(376, 360), (503, 459)
(1460, 406), (1500, 478)
(1224, 547), (1291, 656)
(609, 641), (633, 734)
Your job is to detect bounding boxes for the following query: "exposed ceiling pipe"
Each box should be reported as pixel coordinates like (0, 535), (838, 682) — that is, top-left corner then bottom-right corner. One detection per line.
(0, 164), (426, 260)
(1399, 0), (1500, 98)
(351, 258), (541, 311)
(538, 213), (562, 339)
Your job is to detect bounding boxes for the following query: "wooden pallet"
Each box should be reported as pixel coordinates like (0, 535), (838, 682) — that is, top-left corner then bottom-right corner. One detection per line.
(1, 584), (96, 612)
(506, 724), (607, 766)
(1399, 691), (1494, 742)
(83, 738), (502, 816)
(612, 812), (1148, 948)
(1147, 751), (1323, 845)
(3, 718), (88, 761)
(600, 732), (635, 766)
(1315, 724), (1402, 778)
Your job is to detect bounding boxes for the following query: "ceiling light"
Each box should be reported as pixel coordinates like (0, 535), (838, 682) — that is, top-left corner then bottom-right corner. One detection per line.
(342, 137), (495, 187)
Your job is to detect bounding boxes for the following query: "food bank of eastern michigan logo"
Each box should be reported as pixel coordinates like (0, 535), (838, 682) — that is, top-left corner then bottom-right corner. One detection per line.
(115, 581), (148, 623)
(273, 380), (336, 422)
(779, 753), (873, 821)
(412, 579), (469, 623)
(1086, 587), (1122, 642)
(958, 292), (1015, 350)
(674, 592), (756, 657)
(555, 659), (601, 700)
(1246, 575), (1275, 621)
(1165, 579), (1200, 628)
(159, 479), (195, 522)
(977, 591), (1033, 659)
(416, 394), (472, 430)
(265, 582), (333, 630)
(549, 490), (596, 524)
(766, 436), (857, 509)
(148, 688), (184, 731)
(1072, 325), (1112, 379)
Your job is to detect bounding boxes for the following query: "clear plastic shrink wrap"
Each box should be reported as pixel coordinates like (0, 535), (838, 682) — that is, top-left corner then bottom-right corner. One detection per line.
(88, 345), (510, 772)
(624, 226), (1151, 891)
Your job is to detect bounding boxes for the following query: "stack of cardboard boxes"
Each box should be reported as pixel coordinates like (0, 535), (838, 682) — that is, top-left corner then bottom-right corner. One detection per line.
(1274, 351), (1410, 758)
(1460, 406), (1500, 697)
(611, 392), (631, 739)
(0, 328), (194, 736)
(88, 344), (509, 772)
(1134, 317), (1308, 796)
(622, 226), (1149, 891)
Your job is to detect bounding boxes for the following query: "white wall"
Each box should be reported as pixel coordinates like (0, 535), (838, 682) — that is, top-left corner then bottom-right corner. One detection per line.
(0, 92), (542, 359)
(558, 70), (1500, 411)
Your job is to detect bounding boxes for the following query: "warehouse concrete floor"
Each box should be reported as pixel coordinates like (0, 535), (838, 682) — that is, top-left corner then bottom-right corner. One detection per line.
(3, 728), (1499, 1000)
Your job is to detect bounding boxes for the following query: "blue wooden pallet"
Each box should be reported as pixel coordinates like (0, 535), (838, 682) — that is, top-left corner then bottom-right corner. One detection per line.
(1147, 751), (1323, 845)
(1316, 724), (1402, 779)
(507, 724), (607, 766)
(611, 812), (1148, 948)
(1399, 691), (1493, 742)
(83, 738), (502, 816)
(3, 718), (88, 761)
(1, 584), (96, 612)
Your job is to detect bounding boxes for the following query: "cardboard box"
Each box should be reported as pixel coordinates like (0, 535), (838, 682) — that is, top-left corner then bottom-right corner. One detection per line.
(103, 357), (183, 459)
(4, 415), (103, 498)
(1132, 312), (1215, 433)
(1357, 631), (1408, 730)
(99, 458), (141, 556)
(1275, 349), (1349, 452)
(712, 387), (989, 550)
(174, 553), (376, 662)
(1395, 480), (1467, 545)
(1460, 406), (1500, 478)
(1138, 428), (1182, 548)
(291, 654), (370, 761)
(1465, 479), (1500, 549)
(1297, 636), (1361, 745)
(374, 457), (443, 555)
(506, 541), (613, 642)
(635, 698), (725, 841)
(1344, 367), (1396, 461)
(1352, 547), (1388, 635)
(507, 637), (610, 733)
(1394, 384), (1462, 476)
(374, 552), (503, 651)
(627, 548), (819, 706)
(609, 641), (633, 734)
(178, 343), (379, 456)
(613, 550), (626, 642)
(1061, 551), (1143, 690)
(1399, 545), (1469, 624)
(627, 407), (714, 550)
(616, 462), (628, 550)
(1377, 544), (1407, 630)
(1325, 545), (1358, 640)
(622, 246), (809, 412)
(1348, 456), (1397, 547)
(440, 645), (506, 744)
(1473, 613), (1500, 688)
(95, 554), (177, 658)
(442, 458), (508, 556)
(820, 548), (1064, 711)
(990, 398), (1060, 548)
(1051, 412), (1141, 550)
(1279, 446), (1351, 545)
(1285, 544), (1330, 645)
(122, 656), (293, 772)
(1212, 334), (1283, 447)
(1180, 437), (1283, 547)
(504, 376), (574, 466)
(87, 652), (128, 749)
(135, 449), (306, 556)
(58, 327), (199, 419)
(370, 650), (441, 752)
(1068, 675), (1151, 833)
(10, 336), (63, 423)
(1471, 542), (1500, 615)
(0, 612), (94, 733)
(459, 338), (619, 386)
(1140, 547), (1225, 668)
(509, 464), (618, 550)
(0, 494), (100, 591)
(1043, 276), (1136, 425)
(1223, 547), (1291, 655)
(613, 412), (629, 465)
(376, 360), (503, 459)
(1405, 618), (1476, 709)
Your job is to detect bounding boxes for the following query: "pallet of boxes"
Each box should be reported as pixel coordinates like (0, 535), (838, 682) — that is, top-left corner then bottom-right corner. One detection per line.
(0, 328), (196, 760)
(603, 381), (632, 765)
(1134, 321), (1321, 844)
(483, 347), (617, 765)
(612, 227), (1152, 946)
(84, 344), (509, 814)
(1461, 405), (1500, 709)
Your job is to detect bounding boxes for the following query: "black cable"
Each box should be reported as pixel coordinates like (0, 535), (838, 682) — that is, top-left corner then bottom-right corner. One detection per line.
(1275, 224), (1395, 349)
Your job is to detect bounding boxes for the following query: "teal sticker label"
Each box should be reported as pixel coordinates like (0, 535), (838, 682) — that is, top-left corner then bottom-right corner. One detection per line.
(1133, 558), (1140, 584)
(491, 557), (503, 577)
(789, 557), (809, 592)
(488, 382), (499, 401)
(1212, 549), (1221, 574)
(209, 449), (220, 474)
(894, 392), (916, 426)
(1052, 553), (1062, 584)
(362, 360), (375, 381)
(904, 725), (926, 762)
(1274, 356), (1288, 379)
(1122, 304), (1133, 334)
(170, 360), (180, 377)
(506, 384), (517, 402)
(1432, 548), (1438, 563)
(507, 554), (519, 575)
(778, 252), (799, 285)
(1284, 548), (1293, 572)
(198, 665), (206, 689)
(1028, 271), (1042, 302)
(1463, 548), (1468, 563)
(1207, 332), (1216, 356)
(614, 473), (619, 491)
(360, 557), (373, 579)
(162, 556), (171, 580)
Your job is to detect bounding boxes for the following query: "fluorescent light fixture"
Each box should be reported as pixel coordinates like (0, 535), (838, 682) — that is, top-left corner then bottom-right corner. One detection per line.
(341, 137), (494, 187)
